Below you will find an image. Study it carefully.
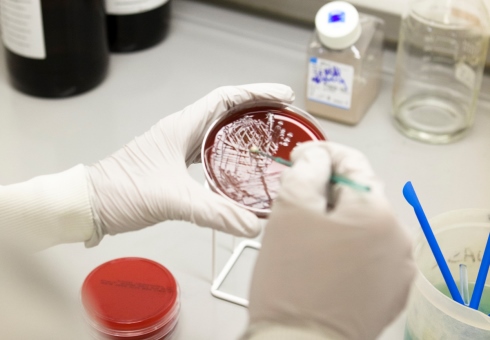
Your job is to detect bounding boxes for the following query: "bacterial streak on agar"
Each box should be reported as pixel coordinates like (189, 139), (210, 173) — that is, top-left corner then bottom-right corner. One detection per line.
(206, 112), (292, 210)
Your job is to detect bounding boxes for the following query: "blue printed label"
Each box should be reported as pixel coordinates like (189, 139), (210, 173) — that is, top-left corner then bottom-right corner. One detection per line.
(307, 57), (353, 110)
(328, 10), (345, 23)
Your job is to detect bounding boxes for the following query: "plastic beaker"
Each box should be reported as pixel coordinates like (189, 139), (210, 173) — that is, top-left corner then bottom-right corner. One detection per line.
(405, 209), (490, 339)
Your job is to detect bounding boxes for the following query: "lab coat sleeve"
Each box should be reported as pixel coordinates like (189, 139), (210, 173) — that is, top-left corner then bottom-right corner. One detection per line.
(243, 324), (332, 340)
(0, 164), (100, 251)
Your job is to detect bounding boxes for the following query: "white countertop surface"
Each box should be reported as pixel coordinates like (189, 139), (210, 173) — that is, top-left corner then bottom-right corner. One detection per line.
(1, 0), (490, 339)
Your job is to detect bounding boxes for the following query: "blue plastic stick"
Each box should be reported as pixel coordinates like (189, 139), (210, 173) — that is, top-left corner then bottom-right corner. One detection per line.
(402, 181), (464, 305)
(469, 233), (490, 310)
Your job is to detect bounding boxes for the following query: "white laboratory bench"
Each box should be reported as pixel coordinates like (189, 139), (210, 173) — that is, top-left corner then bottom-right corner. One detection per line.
(1, 0), (490, 339)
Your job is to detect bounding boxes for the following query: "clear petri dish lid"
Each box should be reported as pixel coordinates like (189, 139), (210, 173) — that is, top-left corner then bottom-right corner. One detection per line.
(202, 101), (327, 217)
(81, 257), (180, 338)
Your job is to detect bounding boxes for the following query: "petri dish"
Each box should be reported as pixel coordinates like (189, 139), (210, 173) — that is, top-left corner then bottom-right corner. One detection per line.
(202, 100), (327, 217)
(81, 257), (180, 340)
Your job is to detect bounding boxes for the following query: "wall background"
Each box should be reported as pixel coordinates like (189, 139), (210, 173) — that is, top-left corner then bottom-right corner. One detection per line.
(196, 0), (490, 68)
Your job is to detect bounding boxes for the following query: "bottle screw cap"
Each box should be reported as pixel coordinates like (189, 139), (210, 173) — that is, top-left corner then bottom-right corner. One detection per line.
(315, 1), (362, 50)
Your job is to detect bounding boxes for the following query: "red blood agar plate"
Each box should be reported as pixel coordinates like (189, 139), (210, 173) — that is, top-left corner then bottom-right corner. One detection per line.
(202, 100), (327, 217)
(81, 257), (180, 340)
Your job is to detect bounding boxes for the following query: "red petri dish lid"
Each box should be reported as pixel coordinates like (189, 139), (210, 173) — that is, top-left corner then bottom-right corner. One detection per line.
(81, 258), (178, 334)
(202, 101), (326, 216)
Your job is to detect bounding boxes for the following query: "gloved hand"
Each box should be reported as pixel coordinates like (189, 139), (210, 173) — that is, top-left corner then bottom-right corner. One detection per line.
(86, 84), (294, 243)
(246, 141), (416, 340)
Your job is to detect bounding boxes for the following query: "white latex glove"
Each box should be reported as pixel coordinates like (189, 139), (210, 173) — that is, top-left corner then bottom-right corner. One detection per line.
(246, 141), (416, 340)
(86, 84), (294, 243)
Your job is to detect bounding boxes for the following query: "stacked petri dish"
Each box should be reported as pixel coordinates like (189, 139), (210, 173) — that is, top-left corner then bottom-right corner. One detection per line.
(81, 257), (180, 340)
(202, 100), (326, 217)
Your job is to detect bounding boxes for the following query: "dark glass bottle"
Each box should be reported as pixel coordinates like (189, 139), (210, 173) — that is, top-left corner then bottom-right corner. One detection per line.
(106, 1), (172, 52)
(1, 0), (109, 98)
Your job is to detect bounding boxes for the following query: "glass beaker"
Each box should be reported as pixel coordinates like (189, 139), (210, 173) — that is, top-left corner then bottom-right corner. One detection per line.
(405, 209), (490, 339)
(392, 0), (489, 144)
